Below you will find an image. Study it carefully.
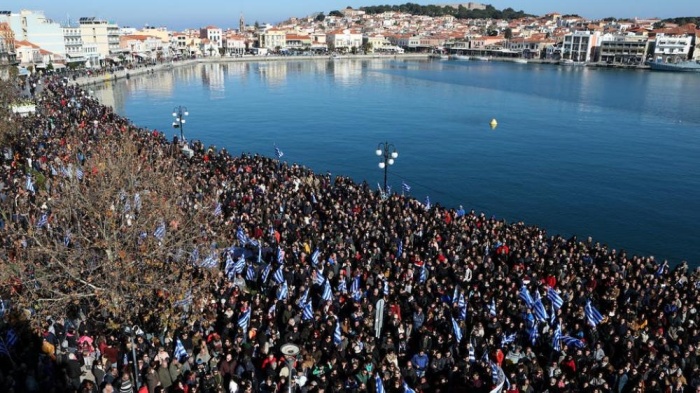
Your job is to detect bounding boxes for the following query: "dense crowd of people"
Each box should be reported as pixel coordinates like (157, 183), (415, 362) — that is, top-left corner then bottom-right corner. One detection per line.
(1, 71), (700, 393)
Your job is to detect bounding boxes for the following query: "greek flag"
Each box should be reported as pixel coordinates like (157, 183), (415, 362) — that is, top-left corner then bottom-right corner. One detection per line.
(173, 290), (193, 308)
(656, 260), (667, 276)
(261, 264), (271, 284)
(501, 333), (516, 347)
(351, 276), (361, 300)
(246, 265), (256, 281)
(311, 249), (320, 266)
(302, 301), (313, 320)
(403, 381), (416, 393)
(275, 146), (284, 159)
(396, 239), (403, 258)
(238, 308), (251, 331)
(547, 287), (564, 311)
(50, 166), (58, 176)
(311, 193), (317, 204)
(383, 280), (389, 296)
(236, 227), (248, 245)
(134, 193), (142, 211)
(277, 281), (288, 300)
(560, 335), (585, 348)
(402, 181), (411, 193)
(313, 270), (325, 286)
(64, 231), (71, 247)
(61, 166), (71, 178)
(6, 329), (18, 347)
(529, 326), (539, 345)
(273, 267), (285, 284)
(123, 200), (132, 213)
(459, 303), (467, 321)
(585, 299), (604, 327)
(519, 285), (534, 308)
(225, 252), (235, 278)
(277, 248), (285, 264)
(533, 291), (548, 322)
(200, 253), (218, 269)
(153, 222), (166, 240)
(424, 195), (431, 210)
(337, 277), (347, 294)
(174, 339), (187, 361)
(488, 299), (497, 317)
(234, 255), (246, 274)
(452, 317), (463, 343)
(552, 324), (562, 351)
(36, 213), (48, 228)
(419, 265), (427, 283)
(75, 167), (84, 180)
(334, 321), (342, 345)
(189, 248), (200, 265)
(213, 202), (222, 216)
(298, 288), (309, 307)
(322, 280), (333, 301)
(375, 373), (385, 393)
(468, 345), (476, 363)
(25, 175), (35, 193)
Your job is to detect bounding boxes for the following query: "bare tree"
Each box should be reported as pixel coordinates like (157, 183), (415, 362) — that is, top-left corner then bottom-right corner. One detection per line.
(2, 130), (217, 332)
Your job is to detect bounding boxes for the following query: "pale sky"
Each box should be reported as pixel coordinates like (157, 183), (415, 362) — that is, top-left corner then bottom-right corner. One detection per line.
(7, 0), (697, 30)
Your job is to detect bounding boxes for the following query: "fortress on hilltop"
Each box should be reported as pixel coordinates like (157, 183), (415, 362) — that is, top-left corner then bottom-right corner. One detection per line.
(439, 2), (486, 10)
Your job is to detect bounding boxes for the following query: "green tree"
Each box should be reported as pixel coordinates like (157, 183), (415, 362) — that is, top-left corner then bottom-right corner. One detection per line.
(329, 10), (343, 17)
(315, 12), (326, 22)
(504, 28), (513, 39)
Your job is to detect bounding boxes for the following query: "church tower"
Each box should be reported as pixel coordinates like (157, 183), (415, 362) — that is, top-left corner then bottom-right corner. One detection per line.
(239, 13), (245, 33)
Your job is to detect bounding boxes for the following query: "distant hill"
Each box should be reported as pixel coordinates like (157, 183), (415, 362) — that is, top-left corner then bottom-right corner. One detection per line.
(359, 3), (533, 20)
(657, 16), (700, 27)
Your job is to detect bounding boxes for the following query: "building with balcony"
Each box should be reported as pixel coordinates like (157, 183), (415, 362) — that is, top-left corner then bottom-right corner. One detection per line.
(223, 32), (246, 55)
(199, 25), (222, 49)
(0, 21), (18, 79)
(62, 25), (86, 65)
(78, 17), (120, 60)
(598, 34), (648, 64)
(562, 30), (600, 62)
(652, 33), (693, 62)
(259, 28), (286, 50)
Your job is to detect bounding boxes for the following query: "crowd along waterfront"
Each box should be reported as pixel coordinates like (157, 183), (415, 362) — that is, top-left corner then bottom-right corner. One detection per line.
(89, 58), (700, 267)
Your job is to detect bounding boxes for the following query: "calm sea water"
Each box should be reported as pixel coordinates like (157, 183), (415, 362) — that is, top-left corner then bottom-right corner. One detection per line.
(92, 59), (700, 266)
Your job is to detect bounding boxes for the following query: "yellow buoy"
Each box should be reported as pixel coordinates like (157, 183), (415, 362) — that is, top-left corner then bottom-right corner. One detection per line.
(489, 118), (498, 129)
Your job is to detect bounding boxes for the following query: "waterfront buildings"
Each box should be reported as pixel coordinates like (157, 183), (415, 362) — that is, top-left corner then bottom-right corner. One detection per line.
(562, 30), (600, 62)
(598, 34), (648, 64)
(0, 10), (66, 59)
(652, 33), (694, 62)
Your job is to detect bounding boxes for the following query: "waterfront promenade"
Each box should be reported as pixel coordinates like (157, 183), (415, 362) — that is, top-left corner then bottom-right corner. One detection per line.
(0, 66), (699, 393)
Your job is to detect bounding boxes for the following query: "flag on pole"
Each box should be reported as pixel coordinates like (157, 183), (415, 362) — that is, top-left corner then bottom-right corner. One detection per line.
(519, 285), (534, 308)
(488, 299), (497, 317)
(277, 248), (285, 264)
(275, 146), (284, 159)
(533, 291), (549, 322)
(585, 299), (604, 327)
(302, 301), (313, 320)
(273, 267), (285, 284)
(25, 175), (35, 193)
(500, 333), (516, 347)
(402, 181), (411, 194)
(153, 222), (166, 240)
(375, 373), (385, 393)
(547, 287), (564, 311)
(334, 321), (342, 345)
(560, 335), (586, 348)
(311, 248), (320, 266)
(238, 307), (251, 332)
(402, 381), (416, 393)
(452, 317), (463, 343)
(424, 195), (431, 210)
(213, 203), (222, 216)
(36, 213), (48, 228)
(174, 339), (187, 361)
(419, 265), (427, 283)
(552, 323), (562, 351)
(261, 264), (271, 284)
(322, 280), (333, 301)
(277, 281), (288, 300)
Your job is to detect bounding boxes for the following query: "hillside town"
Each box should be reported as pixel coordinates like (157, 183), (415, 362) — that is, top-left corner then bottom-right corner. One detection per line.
(0, 3), (699, 75)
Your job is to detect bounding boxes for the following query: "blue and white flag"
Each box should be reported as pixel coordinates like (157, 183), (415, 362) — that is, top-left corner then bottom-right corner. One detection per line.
(233, 255), (246, 275)
(313, 269), (325, 286)
(501, 333), (516, 347)
(277, 281), (288, 300)
(402, 181), (411, 194)
(533, 290), (548, 322)
(322, 280), (333, 301)
(519, 285), (534, 308)
(246, 265), (256, 281)
(419, 265), (427, 283)
(200, 253), (218, 269)
(334, 321), (342, 345)
(297, 288), (309, 307)
(261, 264), (271, 284)
(238, 308), (251, 331)
(64, 231), (71, 247)
(273, 267), (285, 284)
(656, 260), (667, 276)
(402, 381), (416, 393)
(396, 239), (403, 257)
(6, 329), (18, 348)
(236, 227), (248, 245)
(337, 277), (347, 294)
(173, 290), (193, 308)
(302, 301), (313, 320)
(36, 213), (48, 228)
(585, 299), (604, 327)
(488, 299), (497, 317)
(134, 193), (142, 211)
(552, 324), (562, 351)
(424, 195), (431, 210)
(383, 280), (389, 296)
(213, 202), (222, 216)
(351, 276), (362, 300)
(275, 146), (284, 159)
(153, 222), (166, 240)
(311, 249), (320, 266)
(277, 248), (285, 264)
(25, 175), (35, 193)
(529, 326), (539, 345)
(225, 252), (235, 278)
(547, 287), (564, 311)
(375, 373), (385, 393)
(174, 339), (187, 361)
(75, 167), (84, 180)
(452, 317), (463, 343)
(560, 335), (586, 348)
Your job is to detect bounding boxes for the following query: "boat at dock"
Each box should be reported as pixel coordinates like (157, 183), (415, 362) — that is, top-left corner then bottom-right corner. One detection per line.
(648, 59), (700, 72)
(449, 55), (470, 61)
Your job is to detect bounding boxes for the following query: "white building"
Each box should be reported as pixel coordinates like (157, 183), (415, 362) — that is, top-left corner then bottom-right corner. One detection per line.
(63, 26), (85, 65)
(326, 29), (363, 51)
(562, 30), (600, 62)
(0, 10), (66, 58)
(199, 25), (222, 48)
(653, 33), (693, 62)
